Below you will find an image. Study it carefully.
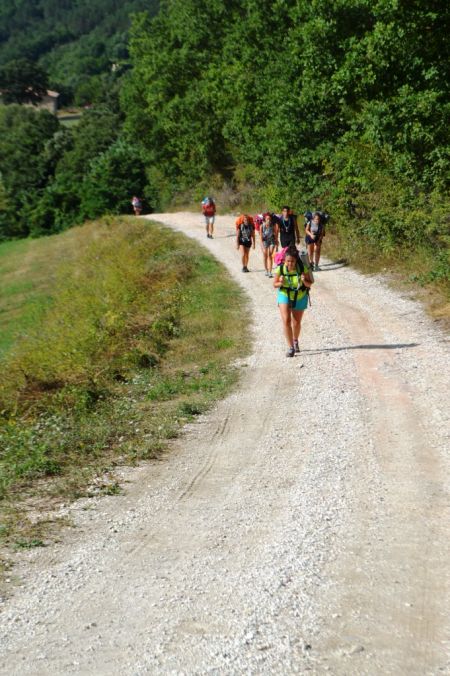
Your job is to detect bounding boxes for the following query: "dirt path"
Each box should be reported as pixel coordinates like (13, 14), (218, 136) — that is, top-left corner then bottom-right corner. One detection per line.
(0, 213), (448, 675)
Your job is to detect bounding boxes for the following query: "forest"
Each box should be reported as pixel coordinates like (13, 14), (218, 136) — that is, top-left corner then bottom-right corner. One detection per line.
(0, 0), (159, 104)
(0, 0), (449, 287)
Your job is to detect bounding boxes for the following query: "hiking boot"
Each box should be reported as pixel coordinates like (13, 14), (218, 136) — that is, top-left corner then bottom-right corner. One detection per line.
(314, 264), (321, 271)
(243, 266), (249, 272)
(268, 272), (273, 278)
(286, 346), (295, 358)
(265, 270), (269, 276)
(293, 340), (300, 353)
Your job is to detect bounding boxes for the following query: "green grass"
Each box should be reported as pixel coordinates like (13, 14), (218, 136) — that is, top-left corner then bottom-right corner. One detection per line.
(0, 227), (95, 357)
(0, 217), (249, 549)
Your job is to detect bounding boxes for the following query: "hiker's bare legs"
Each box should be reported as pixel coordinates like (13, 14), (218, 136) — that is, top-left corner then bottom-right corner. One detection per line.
(262, 246), (269, 273)
(279, 304), (294, 346)
(268, 245), (275, 274)
(307, 242), (315, 265)
(314, 241), (322, 266)
(240, 245), (250, 269)
(291, 309), (304, 342)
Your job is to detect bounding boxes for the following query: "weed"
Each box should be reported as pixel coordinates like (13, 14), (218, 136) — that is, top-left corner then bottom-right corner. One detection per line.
(14, 539), (46, 550)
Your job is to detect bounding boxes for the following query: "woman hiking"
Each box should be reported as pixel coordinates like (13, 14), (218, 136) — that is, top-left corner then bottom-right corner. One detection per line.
(259, 212), (279, 277)
(236, 214), (256, 272)
(273, 245), (313, 357)
(305, 211), (325, 270)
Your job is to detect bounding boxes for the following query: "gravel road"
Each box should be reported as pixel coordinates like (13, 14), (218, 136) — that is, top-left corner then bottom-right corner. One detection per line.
(0, 212), (449, 675)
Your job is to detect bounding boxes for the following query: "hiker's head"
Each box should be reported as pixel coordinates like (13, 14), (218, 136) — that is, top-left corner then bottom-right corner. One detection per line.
(282, 206), (290, 217)
(243, 215), (249, 224)
(312, 212), (320, 224)
(264, 213), (271, 225)
(285, 246), (299, 270)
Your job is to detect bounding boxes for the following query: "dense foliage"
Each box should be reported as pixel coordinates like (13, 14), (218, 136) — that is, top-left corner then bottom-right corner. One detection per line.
(0, 0), (159, 104)
(0, 0), (448, 287)
(123, 0), (449, 278)
(0, 105), (149, 238)
(0, 0), (160, 239)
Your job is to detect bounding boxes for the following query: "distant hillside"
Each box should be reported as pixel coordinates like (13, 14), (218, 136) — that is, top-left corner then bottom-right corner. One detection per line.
(0, 0), (159, 103)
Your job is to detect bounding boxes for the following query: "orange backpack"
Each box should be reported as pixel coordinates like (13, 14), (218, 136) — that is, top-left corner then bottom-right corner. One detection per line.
(235, 214), (254, 227)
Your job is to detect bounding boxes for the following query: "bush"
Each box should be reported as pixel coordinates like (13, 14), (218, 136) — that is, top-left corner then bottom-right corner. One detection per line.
(80, 139), (148, 218)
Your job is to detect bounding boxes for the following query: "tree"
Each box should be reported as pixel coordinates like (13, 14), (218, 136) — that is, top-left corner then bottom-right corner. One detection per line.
(0, 58), (48, 104)
(80, 139), (148, 218)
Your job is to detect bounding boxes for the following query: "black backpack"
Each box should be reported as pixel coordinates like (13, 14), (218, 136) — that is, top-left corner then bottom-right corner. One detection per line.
(304, 210), (329, 231)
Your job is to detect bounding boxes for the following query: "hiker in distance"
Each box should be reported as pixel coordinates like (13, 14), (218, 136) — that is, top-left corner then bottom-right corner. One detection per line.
(273, 245), (313, 357)
(278, 206), (300, 248)
(131, 195), (142, 216)
(202, 196), (216, 238)
(259, 212), (279, 278)
(236, 214), (256, 272)
(305, 211), (327, 270)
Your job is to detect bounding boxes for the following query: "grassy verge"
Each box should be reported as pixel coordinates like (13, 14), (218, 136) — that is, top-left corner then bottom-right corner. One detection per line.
(0, 226), (101, 358)
(323, 230), (450, 326)
(0, 218), (248, 557)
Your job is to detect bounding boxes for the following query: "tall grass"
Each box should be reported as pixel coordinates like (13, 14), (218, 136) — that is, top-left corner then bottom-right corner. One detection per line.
(0, 218), (248, 546)
(0, 226), (98, 357)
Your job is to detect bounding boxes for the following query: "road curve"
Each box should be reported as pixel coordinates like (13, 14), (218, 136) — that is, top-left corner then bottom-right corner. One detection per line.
(0, 212), (448, 675)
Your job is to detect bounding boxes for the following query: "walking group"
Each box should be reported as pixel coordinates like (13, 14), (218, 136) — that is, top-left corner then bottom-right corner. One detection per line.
(201, 197), (329, 358)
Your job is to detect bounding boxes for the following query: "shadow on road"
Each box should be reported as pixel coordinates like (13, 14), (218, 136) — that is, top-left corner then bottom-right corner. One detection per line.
(302, 342), (419, 355)
(315, 260), (348, 271)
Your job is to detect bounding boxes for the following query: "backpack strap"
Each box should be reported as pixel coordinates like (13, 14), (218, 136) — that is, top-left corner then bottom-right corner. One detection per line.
(280, 260), (310, 308)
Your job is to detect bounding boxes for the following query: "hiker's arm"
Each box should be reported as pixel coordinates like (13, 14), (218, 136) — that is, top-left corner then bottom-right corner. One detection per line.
(302, 271), (313, 287)
(273, 272), (284, 289)
(295, 222), (301, 244)
(252, 230), (256, 248)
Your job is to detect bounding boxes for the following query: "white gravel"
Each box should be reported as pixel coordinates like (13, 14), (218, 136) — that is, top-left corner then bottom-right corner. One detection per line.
(0, 212), (448, 675)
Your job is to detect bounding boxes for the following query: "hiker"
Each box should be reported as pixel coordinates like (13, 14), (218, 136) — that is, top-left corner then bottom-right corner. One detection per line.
(202, 197), (216, 238)
(131, 196), (142, 216)
(236, 214), (255, 272)
(259, 212), (279, 277)
(273, 245), (313, 357)
(305, 211), (326, 270)
(278, 205), (300, 248)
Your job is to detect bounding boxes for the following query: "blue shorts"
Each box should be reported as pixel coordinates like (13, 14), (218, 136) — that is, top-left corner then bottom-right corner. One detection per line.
(277, 290), (308, 311)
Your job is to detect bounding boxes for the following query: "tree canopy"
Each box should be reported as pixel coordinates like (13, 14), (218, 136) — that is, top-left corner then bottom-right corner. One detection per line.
(120, 0), (449, 274)
(0, 58), (48, 104)
(0, 0), (159, 103)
